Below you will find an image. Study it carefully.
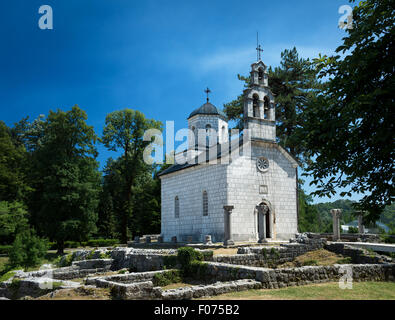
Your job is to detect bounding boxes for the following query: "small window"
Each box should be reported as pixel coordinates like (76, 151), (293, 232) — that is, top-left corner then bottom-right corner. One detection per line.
(205, 124), (212, 146)
(258, 68), (264, 81)
(221, 125), (226, 142)
(202, 191), (208, 216)
(253, 94), (259, 118)
(264, 97), (270, 119)
(175, 196), (179, 218)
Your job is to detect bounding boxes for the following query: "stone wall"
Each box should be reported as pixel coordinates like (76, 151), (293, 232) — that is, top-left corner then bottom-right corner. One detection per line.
(325, 243), (393, 264)
(86, 270), (170, 286)
(225, 141), (298, 241)
(159, 279), (262, 300)
(204, 261), (395, 288)
(213, 239), (326, 267)
(308, 232), (381, 243)
(85, 262), (395, 300)
(160, 162), (228, 243)
(110, 248), (177, 272)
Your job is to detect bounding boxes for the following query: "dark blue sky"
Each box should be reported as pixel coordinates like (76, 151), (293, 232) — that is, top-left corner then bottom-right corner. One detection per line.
(0, 0), (359, 203)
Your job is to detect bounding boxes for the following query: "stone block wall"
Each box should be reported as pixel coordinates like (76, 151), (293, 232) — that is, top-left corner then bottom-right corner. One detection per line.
(325, 243), (393, 264)
(213, 239), (326, 267)
(226, 141), (298, 241)
(160, 163), (228, 243)
(204, 262), (395, 288)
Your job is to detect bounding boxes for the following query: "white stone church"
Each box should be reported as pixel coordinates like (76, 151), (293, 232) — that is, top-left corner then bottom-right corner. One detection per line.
(158, 57), (299, 243)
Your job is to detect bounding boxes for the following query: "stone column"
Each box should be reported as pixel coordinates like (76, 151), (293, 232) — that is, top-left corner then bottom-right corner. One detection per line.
(357, 212), (364, 234)
(330, 209), (342, 241)
(258, 205), (268, 244)
(258, 100), (264, 119)
(223, 205), (235, 246)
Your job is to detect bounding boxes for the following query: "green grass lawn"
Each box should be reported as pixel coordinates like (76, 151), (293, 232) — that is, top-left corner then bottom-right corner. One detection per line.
(203, 282), (395, 300)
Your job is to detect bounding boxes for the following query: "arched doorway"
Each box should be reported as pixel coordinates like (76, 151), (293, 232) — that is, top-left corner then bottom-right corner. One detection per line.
(256, 201), (271, 242)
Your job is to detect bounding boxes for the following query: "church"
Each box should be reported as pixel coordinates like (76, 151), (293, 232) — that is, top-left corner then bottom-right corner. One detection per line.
(158, 55), (299, 243)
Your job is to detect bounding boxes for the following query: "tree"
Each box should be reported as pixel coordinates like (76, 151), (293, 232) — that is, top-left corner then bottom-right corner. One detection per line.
(223, 47), (322, 163)
(8, 229), (48, 270)
(97, 158), (123, 239)
(28, 106), (101, 253)
(0, 121), (30, 202)
(102, 109), (162, 243)
(304, 0), (394, 222)
(0, 201), (29, 245)
(298, 187), (321, 233)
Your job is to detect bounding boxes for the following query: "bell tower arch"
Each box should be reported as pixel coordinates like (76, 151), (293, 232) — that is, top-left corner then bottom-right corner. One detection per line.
(243, 59), (276, 141)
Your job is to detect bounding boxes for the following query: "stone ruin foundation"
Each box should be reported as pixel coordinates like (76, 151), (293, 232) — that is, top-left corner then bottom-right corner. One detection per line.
(1, 236), (394, 300)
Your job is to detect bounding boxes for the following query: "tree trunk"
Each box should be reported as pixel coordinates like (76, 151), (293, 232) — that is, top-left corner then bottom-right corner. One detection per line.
(56, 240), (64, 255)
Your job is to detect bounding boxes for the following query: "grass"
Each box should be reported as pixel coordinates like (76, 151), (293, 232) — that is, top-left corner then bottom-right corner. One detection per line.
(278, 249), (352, 268)
(161, 282), (193, 290)
(36, 287), (112, 300)
(0, 251), (69, 279)
(212, 248), (238, 256)
(202, 281), (395, 300)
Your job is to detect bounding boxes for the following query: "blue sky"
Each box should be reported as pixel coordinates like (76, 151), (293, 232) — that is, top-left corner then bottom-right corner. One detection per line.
(0, 0), (361, 203)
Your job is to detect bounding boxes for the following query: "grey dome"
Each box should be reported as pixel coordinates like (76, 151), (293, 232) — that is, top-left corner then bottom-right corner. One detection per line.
(188, 101), (227, 120)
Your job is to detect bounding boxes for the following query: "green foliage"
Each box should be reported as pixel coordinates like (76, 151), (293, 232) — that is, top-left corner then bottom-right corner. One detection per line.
(0, 201), (29, 245)
(301, 259), (318, 266)
(379, 203), (395, 232)
(304, 0), (395, 221)
(188, 261), (209, 280)
(152, 270), (182, 287)
(163, 255), (178, 269)
(86, 250), (96, 260)
(0, 245), (12, 255)
(57, 253), (74, 267)
(101, 109), (163, 243)
(261, 248), (267, 259)
(177, 247), (203, 269)
(298, 185), (331, 233)
(201, 250), (214, 261)
(348, 226), (359, 234)
(25, 106), (101, 253)
(380, 235), (395, 244)
(8, 229), (48, 270)
(0, 270), (16, 282)
(0, 121), (30, 203)
(337, 257), (352, 264)
(270, 247), (280, 259)
(177, 247), (204, 275)
(98, 252), (111, 259)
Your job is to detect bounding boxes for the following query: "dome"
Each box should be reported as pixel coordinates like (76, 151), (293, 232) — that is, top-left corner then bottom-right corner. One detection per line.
(188, 101), (227, 120)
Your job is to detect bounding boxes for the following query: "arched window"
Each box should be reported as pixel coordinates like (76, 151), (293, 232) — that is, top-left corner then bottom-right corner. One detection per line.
(264, 97), (270, 119)
(253, 94), (259, 118)
(190, 126), (196, 146)
(202, 191), (208, 216)
(205, 124), (212, 146)
(258, 68), (264, 81)
(174, 196), (179, 218)
(221, 125), (226, 142)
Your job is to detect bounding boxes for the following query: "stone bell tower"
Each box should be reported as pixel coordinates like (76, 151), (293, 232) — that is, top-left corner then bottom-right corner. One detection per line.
(243, 56), (276, 142)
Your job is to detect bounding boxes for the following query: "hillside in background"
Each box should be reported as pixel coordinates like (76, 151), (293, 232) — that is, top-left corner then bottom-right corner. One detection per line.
(310, 200), (395, 233)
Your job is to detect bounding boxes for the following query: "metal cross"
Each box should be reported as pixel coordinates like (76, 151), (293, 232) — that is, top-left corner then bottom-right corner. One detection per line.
(204, 87), (211, 102)
(256, 44), (263, 61)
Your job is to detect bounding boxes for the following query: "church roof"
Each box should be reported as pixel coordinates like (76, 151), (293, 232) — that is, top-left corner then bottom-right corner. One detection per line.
(187, 101), (227, 120)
